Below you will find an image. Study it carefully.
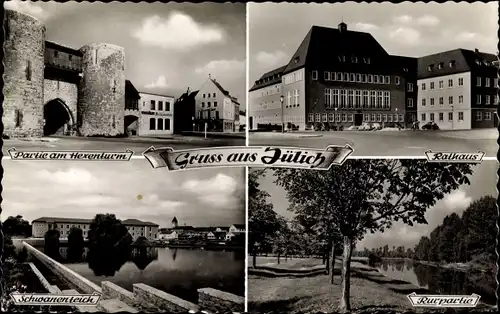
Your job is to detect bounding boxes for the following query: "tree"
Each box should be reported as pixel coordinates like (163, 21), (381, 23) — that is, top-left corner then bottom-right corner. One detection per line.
(2, 216), (31, 237)
(44, 229), (61, 261)
(273, 160), (474, 312)
(67, 227), (85, 262)
(248, 169), (281, 267)
(462, 195), (496, 260)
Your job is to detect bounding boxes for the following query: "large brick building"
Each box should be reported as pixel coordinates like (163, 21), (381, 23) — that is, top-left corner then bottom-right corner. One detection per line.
(417, 49), (498, 130)
(249, 23), (417, 131)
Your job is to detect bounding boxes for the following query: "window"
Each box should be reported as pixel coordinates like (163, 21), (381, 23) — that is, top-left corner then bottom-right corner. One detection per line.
(342, 114), (347, 122)
(343, 73), (349, 81)
(203, 94), (206, 98)
(430, 82), (435, 90)
(53, 51), (58, 58)
(356, 74), (361, 82)
(207, 93), (210, 98)
(149, 118), (156, 130)
(394, 114), (399, 122)
(336, 72), (342, 81)
(430, 98), (435, 106)
(421, 83), (426, 91)
(439, 97), (444, 105)
(449, 60), (456, 67)
(314, 113), (320, 122)
(308, 113), (314, 122)
(459, 95), (463, 103)
(399, 114), (404, 122)
(207, 102), (211, 107)
(408, 83), (414, 92)
(293, 89), (299, 106)
(448, 112), (453, 121)
(368, 75), (373, 83)
(485, 95), (490, 104)
(494, 78), (498, 88)
(427, 65), (434, 72)
(430, 113), (435, 121)
(438, 62), (444, 69)
(324, 71), (331, 81)
(363, 114), (370, 122)
(362, 74), (367, 83)
(422, 98), (426, 106)
(364, 57), (371, 64)
(485, 112), (492, 120)
(338, 55), (346, 62)
(370, 91), (376, 108)
(287, 91), (292, 107)
(458, 78), (464, 86)
(158, 101), (163, 111)
(385, 76), (390, 84)
(383, 114), (388, 122)
(333, 89), (339, 107)
(157, 119), (163, 130)
(383, 91), (390, 108)
(476, 95), (481, 104)
(325, 89), (331, 108)
(213, 102), (217, 108)
(312, 71), (318, 80)
(363, 91), (369, 108)
(395, 76), (400, 85)
(352, 56), (358, 63)
(355, 90), (362, 108)
(322, 113), (328, 122)
(201, 102), (205, 108)
(213, 93), (216, 97)
(377, 114), (382, 122)
(340, 90), (347, 108)
(448, 79), (453, 87)
(150, 100), (156, 110)
(335, 114), (341, 122)
(371, 114), (376, 122)
(374, 75), (379, 84)
(475, 111), (483, 121)
(408, 98), (414, 107)
(458, 112), (464, 121)
(350, 73), (355, 82)
(25, 60), (31, 81)
(448, 96), (453, 105)
(439, 81), (444, 89)
(215, 111), (219, 119)
(388, 114), (393, 122)
(439, 113), (444, 121)
(348, 90), (354, 108)
(328, 113), (334, 122)
(485, 78), (490, 87)
(15, 109), (23, 127)
(376, 91), (383, 108)
(476, 77), (481, 87)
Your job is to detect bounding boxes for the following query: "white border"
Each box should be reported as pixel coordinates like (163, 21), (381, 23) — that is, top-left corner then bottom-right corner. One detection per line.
(2, 156), (496, 160)
(244, 5), (250, 312)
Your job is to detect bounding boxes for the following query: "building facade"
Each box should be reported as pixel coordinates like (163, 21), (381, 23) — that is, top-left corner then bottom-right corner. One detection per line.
(194, 76), (239, 132)
(135, 92), (175, 136)
(249, 23), (418, 131)
(417, 49), (498, 130)
(32, 217), (159, 241)
(173, 89), (198, 134)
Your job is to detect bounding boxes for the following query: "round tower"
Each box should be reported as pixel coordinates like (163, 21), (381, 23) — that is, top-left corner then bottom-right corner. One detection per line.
(3, 10), (46, 138)
(78, 43), (125, 136)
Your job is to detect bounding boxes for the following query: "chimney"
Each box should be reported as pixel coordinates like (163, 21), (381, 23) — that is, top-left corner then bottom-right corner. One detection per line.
(187, 87), (190, 94)
(338, 22), (347, 33)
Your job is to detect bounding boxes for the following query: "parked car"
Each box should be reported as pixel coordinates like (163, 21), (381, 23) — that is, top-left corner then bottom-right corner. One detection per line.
(422, 121), (439, 130)
(359, 123), (373, 131)
(372, 123), (382, 130)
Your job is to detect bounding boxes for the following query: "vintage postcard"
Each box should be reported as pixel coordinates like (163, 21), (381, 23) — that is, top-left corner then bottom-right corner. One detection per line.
(248, 160), (498, 312)
(247, 2), (497, 157)
(0, 159), (245, 312)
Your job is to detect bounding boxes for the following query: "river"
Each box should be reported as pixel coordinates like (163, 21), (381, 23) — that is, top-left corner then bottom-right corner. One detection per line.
(373, 259), (497, 305)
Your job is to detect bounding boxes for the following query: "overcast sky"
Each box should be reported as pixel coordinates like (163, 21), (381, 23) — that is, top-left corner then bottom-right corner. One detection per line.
(2, 160), (245, 229)
(256, 161), (497, 250)
(5, 0), (246, 109)
(249, 2), (498, 87)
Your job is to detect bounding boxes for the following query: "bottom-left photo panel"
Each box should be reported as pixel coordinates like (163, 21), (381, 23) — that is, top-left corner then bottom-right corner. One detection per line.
(0, 159), (246, 313)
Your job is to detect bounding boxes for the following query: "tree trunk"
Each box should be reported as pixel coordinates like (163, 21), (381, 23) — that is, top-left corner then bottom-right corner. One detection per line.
(325, 237), (332, 275)
(252, 248), (257, 268)
(330, 239), (336, 284)
(285, 252), (288, 262)
(277, 252), (281, 264)
(339, 236), (353, 313)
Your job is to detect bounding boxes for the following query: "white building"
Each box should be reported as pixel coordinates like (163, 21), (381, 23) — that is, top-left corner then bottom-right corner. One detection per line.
(158, 230), (178, 241)
(225, 224), (246, 241)
(194, 75), (238, 133)
(138, 92), (175, 136)
(32, 217), (159, 241)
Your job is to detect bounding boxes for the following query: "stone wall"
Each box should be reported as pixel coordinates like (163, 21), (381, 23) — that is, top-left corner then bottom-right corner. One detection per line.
(198, 288), (245, 313)
(133, 283), (200, 312)
(22, 242), (102, 295)
(43, 79), (79, 125)
(78, 43), (126, 136)
(3, 10), (46, 137)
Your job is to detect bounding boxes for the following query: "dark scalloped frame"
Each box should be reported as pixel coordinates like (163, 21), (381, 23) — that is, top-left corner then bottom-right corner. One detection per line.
(0, 0), (499, 313)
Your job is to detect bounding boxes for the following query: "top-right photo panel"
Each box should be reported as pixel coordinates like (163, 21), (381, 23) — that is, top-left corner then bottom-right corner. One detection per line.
(248, 2), (498, 157)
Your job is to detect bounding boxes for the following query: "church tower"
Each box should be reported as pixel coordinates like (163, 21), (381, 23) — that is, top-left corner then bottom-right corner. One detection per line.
(172, 216), (178, 228)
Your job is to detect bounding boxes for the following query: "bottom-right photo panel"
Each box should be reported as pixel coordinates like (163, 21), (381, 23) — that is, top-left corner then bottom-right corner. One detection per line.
(248, 160), (497, 313)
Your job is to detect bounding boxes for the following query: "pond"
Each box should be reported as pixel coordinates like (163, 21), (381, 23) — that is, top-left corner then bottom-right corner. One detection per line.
(374, 259), (497, 305)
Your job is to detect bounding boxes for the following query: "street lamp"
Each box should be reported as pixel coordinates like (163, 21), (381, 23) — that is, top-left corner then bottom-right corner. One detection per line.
(334, 107), (338, 129)
(451, 105), (454, 130)
(395, 108), (398, 127)
(280, 95), (284, 133)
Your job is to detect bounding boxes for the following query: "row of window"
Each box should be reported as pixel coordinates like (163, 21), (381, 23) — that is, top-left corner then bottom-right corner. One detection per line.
(476, 77), (498, 88)
(148, 100), (171, 111)
(312, 71), (412, 89)
(258, 85), (281, 97)
(420, 94), (498, 107)
(149, 118), (171, 131)
(283, 70), (304, 85)
(198, 110), (220, 119)
(252, 115), (306, 124)
(308, 112), (405, 123)
(202, 92), (218, 98)
(201, 101), (218, 108)
(324, 89), (392, 109)
(420, 111), (492, 122)
(285, 89), (300, 107)
(427, 59), (497, 72)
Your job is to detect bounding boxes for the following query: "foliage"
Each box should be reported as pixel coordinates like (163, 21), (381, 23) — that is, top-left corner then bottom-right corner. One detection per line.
(67, 227), (85, 262)
(44, 229), (62, 261)
(273, 160), (474, 312)
(2, 215), (31, 237)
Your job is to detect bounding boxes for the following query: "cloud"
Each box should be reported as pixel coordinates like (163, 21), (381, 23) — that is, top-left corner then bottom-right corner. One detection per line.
(194, 59), (245, 76)
(416, 15), (440, 27)
(133, 12), (225, 50)
(388, 27), (421, 45)
(353, 22), (379, 32)
(35, 168), (95, 186)
(254, 50), (288, 69)
(442, 190), (473, 212)
(182, 173), (239, 207)
(393, 15), (412, 24)
(4, 0), (49, 21)
(145, 75), (169, 89)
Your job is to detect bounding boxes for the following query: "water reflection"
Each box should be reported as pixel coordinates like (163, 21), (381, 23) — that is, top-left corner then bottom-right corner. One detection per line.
(375, 259), (496, 305)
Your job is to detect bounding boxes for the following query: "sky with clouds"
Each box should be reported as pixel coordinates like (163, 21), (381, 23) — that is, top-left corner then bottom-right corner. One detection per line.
(4, 0), (246, 109)
(1, 160), (245, 229)
(256, 161), (498, 250)
(249, 2), (498, 87)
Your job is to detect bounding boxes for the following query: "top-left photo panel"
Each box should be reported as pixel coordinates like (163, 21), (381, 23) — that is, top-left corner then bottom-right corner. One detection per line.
(2, 1), (247, 155)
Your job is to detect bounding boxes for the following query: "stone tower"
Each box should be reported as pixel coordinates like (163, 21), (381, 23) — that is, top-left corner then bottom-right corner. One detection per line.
(172, 217), (178, 229)
(78, 43), (125, 136)
(3, 10), (46, 137)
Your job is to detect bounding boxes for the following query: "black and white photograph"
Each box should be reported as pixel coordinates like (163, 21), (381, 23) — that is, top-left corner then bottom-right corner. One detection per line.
(0, 160), (245, 313)
(248, 2), (497, 156)
(248, 160), (497, 313)
(2, 0), (246, 156)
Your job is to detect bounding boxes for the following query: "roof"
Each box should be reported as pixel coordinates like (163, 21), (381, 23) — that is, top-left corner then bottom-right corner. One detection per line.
(32, 217), (91, 224)
(232, 224), (245, 230)
(45, 41), (83, 56)
(210, 78), (231, 97)
(160, 230), (176, 235)
(249, 65), (287, 92)
(282, 24), (389, 75)
(121, 219), (159, 227)
(139, 91), (175, 99)
(125, 80), (140, 100)
(417, 48), (498, 79)
(172, 217), (178, 223)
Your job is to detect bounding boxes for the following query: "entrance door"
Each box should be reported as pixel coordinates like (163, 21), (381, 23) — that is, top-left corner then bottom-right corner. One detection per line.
(249, 116), (253, 130)
(354, 114), (363, 126)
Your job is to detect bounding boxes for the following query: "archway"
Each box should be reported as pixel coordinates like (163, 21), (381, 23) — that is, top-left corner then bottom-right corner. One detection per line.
(125, 115), (139, 135)
(43, 99), (74, 136)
